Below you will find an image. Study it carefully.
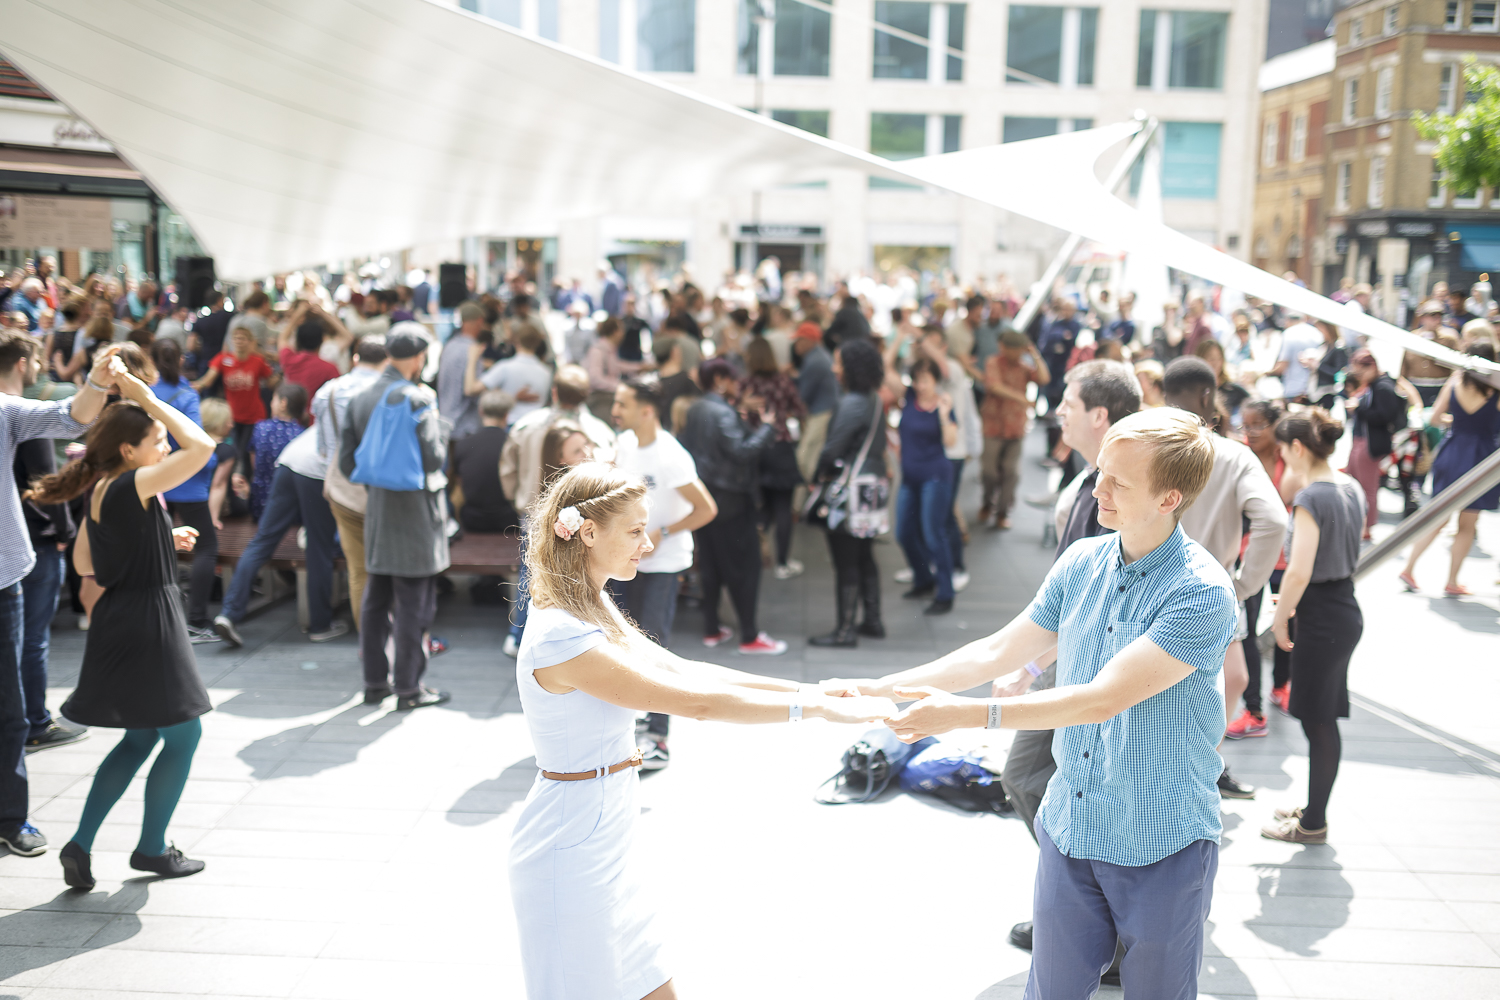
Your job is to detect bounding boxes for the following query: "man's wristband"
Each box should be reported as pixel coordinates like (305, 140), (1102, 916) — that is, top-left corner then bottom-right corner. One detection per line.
(85, 376), (109, 394)
(788, 701), (803, 723)
(1024, 661), (1043, 678)
(986, 703), (1002, 729)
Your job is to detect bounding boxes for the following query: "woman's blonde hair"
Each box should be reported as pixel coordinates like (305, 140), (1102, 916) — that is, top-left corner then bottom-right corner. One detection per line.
(525, 462), (649, 642)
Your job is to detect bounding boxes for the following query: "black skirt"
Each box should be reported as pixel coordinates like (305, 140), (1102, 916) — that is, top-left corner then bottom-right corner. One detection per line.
(1288, 578), (1362, 723)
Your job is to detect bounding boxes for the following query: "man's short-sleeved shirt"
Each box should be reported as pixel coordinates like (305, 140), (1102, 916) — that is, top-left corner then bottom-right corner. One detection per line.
(1277, 323), (1323, 398)
(211, 351), (273, 424)
(1027, 526), (1236, 867)
(614, 429), (698, 574)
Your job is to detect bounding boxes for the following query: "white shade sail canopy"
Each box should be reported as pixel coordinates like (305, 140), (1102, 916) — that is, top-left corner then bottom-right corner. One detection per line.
(6, 0), (1497, 380)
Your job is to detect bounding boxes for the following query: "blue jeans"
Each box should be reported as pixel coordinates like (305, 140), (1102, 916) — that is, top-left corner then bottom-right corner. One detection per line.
(611, 571), (680, 736)
(0, 583), (30, 826)
(1027, 820), (1217, 1000)
(508, 521), (530, 642)
(896, 475), (955, 602)
(20, 548), (63, 738)
(221, 467), (339, 632)
(945, 458), (966, 572)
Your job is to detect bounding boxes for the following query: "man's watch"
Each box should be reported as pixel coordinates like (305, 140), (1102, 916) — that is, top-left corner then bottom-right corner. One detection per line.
(659, 525), (672, 539)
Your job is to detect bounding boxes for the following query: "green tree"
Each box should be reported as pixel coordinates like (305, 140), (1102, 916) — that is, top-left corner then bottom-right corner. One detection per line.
(1415, 60), (1500, 194)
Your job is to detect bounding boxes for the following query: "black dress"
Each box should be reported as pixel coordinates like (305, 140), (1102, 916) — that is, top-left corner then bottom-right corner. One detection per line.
(62, 471), (213, 730)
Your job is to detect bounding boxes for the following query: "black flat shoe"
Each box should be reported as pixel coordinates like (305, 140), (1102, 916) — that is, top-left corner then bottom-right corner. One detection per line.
(395, 687), (451, 711)
(856, 622), (886, 638)
(363, 687), (392, 705)
(59, 841), (94, 890)
(923, 599), (954, 616)
(1008, 920), (1033, 951)
(901, 585), (935, 600)
(129, 844), (204, 879)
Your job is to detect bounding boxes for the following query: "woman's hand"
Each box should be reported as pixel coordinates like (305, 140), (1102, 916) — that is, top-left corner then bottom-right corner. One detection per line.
(809, 694), (898, 725)
(109, 356), (153, 404)
(991, 668), (1033, 699)
(1272, 609), (1295, 652)
(172, 526), (199, 553)
(86, 344), (123, 391)
(937, 392), (953, 416)
(885, 687), (976, 742)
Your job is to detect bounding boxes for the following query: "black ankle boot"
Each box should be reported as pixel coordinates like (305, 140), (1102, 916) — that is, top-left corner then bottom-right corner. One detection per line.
(856, 565), (884, 638)
(810, 585), (860, 648)
(60, 841), (94, 890)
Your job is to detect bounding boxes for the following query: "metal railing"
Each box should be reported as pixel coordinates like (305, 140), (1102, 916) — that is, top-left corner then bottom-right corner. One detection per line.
(1353, 445), (1500, 580)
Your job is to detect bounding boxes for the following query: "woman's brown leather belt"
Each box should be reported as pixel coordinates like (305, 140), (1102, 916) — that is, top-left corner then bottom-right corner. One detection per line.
(541, 748), (644, 781)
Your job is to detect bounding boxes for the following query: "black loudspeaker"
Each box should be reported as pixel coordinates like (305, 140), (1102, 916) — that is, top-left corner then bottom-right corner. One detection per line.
(174, 256), (215, 311)
(438, 263), (469, 310)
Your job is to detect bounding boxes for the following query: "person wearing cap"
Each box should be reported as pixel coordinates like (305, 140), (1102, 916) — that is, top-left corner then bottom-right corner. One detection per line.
(437, 301), (487, 440)
(793, 321), (837, 488)
(1404, 300), (1454, 407)
(339, 322), (453, 710)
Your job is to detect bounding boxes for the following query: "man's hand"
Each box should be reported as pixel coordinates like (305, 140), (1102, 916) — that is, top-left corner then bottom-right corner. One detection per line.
(514, 386), (540, 403)
(813, 694), (899, 725)
(886, 687), (980, 743)
(991, 668), (1032, 699)
(171, 526), (199, 553)
(820, 677), (890, 699)
(85, 344), (123, 390)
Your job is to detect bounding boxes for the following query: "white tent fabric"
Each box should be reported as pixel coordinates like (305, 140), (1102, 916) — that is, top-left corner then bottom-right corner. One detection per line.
(6, 0), (1497, 380)
(1120, 134), (1171, 334)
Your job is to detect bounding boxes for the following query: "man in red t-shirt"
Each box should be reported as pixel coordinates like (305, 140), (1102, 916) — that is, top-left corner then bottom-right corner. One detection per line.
(279, 317), (340, 397)
(980, 329), (1050, 529)
(194, 326), (277, 453)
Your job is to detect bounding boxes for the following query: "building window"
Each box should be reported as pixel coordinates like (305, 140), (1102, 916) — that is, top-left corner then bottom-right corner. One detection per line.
(1474, 1), (1498, 29)
(871, 111), (927, 188)
(1368, 156), (1386, 208)
(1375, 68), (1393, 117)
(1291, 114), (1308, 161)
(943, 114), (962, 152)
(638, 0), (695, 72)
(1384, 6), (1399, 34)
(947, 4), (967, 81)
(1447, 1), (1462, 30)
(1286, 234), (1303, 259)
(465, 0), (520, 27)
(739, 0), (835, 77)
(1262, 118), (1279, 167)
(772, 109), (830, 136)
(1137, 10), (1228, 91)
(1454, 186), (1483, 207)
(1431, 163), (1447, 207)
(1004, 116), (1060, 143)
(873, 2), (931, 79)
(1160, 121), (1222, 198)
(1439, 64), (1458, 110)
(600, 0), (621, 62)
(1350, 15), (1363, 44)
(1343, 77), (1359, 123)
(1336, 161), (1352, 209)
(1007, 6), (1098, 86)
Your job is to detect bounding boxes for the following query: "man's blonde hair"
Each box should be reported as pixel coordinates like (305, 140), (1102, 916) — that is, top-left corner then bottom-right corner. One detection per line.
(1100, 407), (1215, 514)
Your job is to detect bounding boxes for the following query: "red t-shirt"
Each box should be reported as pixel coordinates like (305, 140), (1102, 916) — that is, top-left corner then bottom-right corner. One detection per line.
(211, 351), (273, 424)
(279, 347), (339, 398)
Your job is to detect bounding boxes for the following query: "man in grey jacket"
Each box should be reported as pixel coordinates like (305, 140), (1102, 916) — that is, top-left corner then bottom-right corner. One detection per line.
(339, 324), (452, 710)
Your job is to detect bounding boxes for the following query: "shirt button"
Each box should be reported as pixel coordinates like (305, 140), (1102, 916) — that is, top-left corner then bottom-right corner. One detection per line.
(1083, 752), (1090, 758)
(1107, 626), (1113, 633)
(1118, 585), (1125, 592)
(1076, 791), (1083, 798)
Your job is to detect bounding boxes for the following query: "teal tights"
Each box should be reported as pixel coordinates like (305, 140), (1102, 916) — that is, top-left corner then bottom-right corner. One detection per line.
(71, 718), (202, 857)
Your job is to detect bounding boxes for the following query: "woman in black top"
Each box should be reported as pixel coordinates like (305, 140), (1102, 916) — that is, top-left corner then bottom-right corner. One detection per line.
(27, 357), (215, 889)
(809, 339), (889, 647)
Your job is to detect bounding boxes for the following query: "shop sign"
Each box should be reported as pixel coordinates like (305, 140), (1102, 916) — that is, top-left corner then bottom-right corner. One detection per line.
(1334, 235), (1349, 255)
(738, 224), (823, 240)
(1394, 221), (1437, 237)
(1355, 220), (1390, 237)
(0, 194), (113, 249)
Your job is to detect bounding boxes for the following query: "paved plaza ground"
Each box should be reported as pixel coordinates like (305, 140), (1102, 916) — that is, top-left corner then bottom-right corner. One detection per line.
(1, 427), (1498, 998)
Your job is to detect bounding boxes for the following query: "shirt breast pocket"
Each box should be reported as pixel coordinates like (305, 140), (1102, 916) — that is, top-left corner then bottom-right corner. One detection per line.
(1107, 620), (1149, 659)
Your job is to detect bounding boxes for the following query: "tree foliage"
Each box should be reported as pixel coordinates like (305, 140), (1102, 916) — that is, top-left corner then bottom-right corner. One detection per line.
(1415, 60), (1500, 194)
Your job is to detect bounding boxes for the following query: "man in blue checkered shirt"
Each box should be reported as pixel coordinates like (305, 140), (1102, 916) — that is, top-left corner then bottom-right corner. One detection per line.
(830, 407), (1236, 1000)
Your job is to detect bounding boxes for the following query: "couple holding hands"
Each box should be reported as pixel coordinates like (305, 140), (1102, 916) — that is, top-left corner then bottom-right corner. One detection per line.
(511, 406), (1237, 1000)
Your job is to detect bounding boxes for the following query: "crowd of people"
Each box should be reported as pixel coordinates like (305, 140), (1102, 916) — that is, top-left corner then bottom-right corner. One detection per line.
(0, 249), (1495, 997)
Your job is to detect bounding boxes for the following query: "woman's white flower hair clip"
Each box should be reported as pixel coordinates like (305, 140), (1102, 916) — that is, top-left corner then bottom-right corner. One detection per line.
(554, 505), (585, 541)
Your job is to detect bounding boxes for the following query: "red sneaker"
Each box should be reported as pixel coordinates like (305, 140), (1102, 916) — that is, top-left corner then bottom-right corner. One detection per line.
(1270, 684), (1292, 716)
(738, 632), (788, 656)
(702, 626), (734, 648)
(1225, 709), (1268, 739)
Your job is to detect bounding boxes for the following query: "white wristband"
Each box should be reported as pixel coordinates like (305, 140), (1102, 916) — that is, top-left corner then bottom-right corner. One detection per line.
(987, 703), (1002, 729)
(789, 702), (803, 723)
(86, 376), (109, 394)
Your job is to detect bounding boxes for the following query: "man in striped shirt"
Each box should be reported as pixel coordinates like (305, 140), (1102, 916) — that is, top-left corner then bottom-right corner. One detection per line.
(831, 407), (1236, 1000)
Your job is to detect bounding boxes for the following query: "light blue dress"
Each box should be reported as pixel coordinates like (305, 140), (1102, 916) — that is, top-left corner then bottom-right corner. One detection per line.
(509, 604), (668, 1000)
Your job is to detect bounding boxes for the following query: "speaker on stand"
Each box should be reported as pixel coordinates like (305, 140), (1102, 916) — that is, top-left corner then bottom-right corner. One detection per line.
(438, 263), (469, 310)
(174, 256), (216, 312)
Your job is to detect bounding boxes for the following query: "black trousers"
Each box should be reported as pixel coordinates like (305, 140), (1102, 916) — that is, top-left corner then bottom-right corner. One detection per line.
(1242, 569), (1291, 714)
(760, 487), (795, 567)
(695, 489), (761, 644)
(360, 574), (436, 696)
(825, 530), (876, 590)
(166, 500), (218, 626)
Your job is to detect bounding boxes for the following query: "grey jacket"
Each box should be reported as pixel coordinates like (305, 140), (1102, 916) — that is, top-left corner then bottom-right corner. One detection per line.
(339, 367), (452, 577)
(677, 392), (773, 496)
(815, 391), (886, 481)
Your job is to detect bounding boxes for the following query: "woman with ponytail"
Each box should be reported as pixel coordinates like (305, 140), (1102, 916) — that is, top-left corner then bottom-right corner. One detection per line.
(509, 462), (896, 1000)
(1263, 408), (1365, 845)
(28, 354), (216, 889)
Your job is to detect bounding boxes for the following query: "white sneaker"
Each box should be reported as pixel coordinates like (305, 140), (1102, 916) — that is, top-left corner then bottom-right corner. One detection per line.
(894, 567), (914, 584)
(774, 559), (804, 580)
(502, 634), (520, 658)
(76, 616), (89, 631)
(953, 570), (971, 593)
(309, 621), (350, 643)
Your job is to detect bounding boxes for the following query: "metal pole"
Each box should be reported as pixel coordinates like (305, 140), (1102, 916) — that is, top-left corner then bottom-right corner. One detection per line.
(1013, 116), (1158, 334)
(1353, 445), (1500, 580)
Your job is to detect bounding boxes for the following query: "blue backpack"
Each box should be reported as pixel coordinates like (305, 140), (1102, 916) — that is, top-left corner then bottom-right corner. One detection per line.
(350, 382), (428, 491)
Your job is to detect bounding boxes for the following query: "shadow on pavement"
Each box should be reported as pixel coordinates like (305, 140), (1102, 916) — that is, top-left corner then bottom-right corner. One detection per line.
(1244, 848), (1352, 957)
(446, 756), (536, 825)
(235, 703), (406, 780)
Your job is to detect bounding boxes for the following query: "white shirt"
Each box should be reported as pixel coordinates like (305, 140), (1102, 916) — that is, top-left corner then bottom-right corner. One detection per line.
(482, 352), (553, 424)
(614, 428), (697, 574)
(1278, 322), (1323, 398)
(276, 427), (325, 480)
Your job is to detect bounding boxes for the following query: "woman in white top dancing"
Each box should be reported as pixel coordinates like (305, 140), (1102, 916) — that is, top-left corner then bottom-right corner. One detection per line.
(509, 462), (895, 1000)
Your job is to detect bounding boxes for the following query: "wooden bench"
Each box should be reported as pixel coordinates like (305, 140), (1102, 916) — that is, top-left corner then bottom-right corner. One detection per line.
(181, 518), (522, 627)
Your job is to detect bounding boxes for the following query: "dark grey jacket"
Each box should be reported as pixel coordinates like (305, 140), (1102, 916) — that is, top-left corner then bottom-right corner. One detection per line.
(339, 367), (452, 577)
(815, 391), (886, 482)
(677, 392), (773, 496)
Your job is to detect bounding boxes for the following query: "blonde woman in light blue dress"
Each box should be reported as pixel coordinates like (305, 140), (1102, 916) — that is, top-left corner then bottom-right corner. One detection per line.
(509, 462), (896, 1000)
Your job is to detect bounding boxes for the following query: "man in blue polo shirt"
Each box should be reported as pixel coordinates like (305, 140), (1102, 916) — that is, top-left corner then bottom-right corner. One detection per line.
(830, 406), (1235, 999)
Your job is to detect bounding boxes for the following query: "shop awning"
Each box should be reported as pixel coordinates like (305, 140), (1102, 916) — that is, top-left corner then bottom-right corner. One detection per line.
(5, 0), (1497, 381)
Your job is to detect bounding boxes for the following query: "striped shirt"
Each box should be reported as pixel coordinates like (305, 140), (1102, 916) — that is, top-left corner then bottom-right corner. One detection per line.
(1027, 525), (1236, 867)
(1, 396), (86, 589)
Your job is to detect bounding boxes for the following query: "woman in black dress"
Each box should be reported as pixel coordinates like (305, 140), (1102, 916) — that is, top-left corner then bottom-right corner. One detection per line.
(27, 356), (215, 889)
